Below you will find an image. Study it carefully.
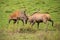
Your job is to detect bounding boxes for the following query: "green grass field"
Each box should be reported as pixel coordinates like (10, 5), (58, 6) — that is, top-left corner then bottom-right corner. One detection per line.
(0, 0), (60, 40)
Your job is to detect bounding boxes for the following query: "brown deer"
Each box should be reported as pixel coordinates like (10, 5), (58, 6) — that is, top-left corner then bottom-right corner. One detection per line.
(28, 12), (54, 28)
(9, 10), (28, 25)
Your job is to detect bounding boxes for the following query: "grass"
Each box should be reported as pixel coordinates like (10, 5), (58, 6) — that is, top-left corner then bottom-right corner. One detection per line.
(0, 30), (60, 40)
(0, 0), (60, 40)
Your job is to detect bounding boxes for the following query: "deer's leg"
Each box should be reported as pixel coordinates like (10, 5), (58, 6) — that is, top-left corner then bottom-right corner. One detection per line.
(22, 20), (24, 25)
(31, 22), (35, 27)
(49, 19), (54, 26)
(13, 19), (17, 24)
(9, 19), (12, 24)
(17, 17), (20, 24)
(25, 20), (28, 24)
(37, 22), (40, 28)
(31, 20), (36, 27)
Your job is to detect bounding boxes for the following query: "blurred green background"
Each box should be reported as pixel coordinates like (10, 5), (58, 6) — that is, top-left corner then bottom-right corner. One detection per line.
(0, 0), (60, 40)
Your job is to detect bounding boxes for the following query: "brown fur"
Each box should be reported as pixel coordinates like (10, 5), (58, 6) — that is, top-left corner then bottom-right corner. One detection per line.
(28, 12), (54, 28)
(9, 10), (28, 25)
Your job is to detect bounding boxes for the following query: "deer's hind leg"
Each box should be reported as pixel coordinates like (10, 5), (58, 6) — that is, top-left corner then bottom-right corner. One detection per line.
(48, 19), (54, 26)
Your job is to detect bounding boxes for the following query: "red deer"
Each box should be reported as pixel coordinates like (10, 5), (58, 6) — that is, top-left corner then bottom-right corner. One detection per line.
(9, 10), (28, 25)
(28, 12), (54, 28)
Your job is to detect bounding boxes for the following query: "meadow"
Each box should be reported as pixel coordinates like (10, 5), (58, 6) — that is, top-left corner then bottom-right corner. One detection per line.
(0, 0), (60, 40)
